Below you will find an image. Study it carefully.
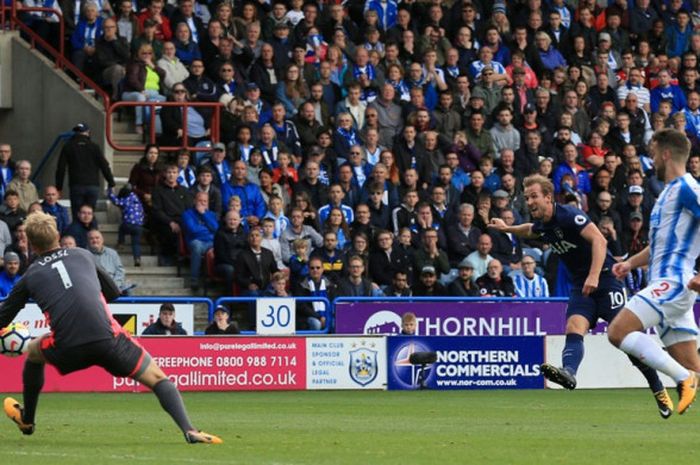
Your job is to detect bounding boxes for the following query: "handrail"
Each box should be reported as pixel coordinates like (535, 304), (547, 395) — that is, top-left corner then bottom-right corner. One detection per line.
(215, 296), (331, 335)
(6, 6), (64, 58)
(2, 4), (110, 109)
(107, 101), (223, 152)
(31, 131), (74, 189)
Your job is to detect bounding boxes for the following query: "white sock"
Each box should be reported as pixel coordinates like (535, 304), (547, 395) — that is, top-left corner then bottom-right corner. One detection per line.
(619, 332), (690, 383)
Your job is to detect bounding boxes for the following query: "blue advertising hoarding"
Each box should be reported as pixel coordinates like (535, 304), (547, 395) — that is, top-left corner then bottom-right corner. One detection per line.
(387, 336), (545, 390)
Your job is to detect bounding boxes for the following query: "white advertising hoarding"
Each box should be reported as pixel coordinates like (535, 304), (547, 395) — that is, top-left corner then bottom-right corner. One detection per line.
(12, 302), (195, 336)
(546, 334), (675, 389)
(306, 336), (387, 390)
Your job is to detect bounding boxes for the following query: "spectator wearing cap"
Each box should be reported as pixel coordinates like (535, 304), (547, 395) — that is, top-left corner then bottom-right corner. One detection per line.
(205, 305), (240, 335)
(56, 122), (116, 220)
(243, 82), (273, 125)
(472, 64), (503, 116)
(512, 254), (549, 298)
(448, 258), (479, 297)
(202, 143), (232, 189)
(620, 184), (651, 233)
(0, 251), (21, 297)
(476, 259), (515, 297)
(413, 265), (448, 296)
(143, 303), (188, 336)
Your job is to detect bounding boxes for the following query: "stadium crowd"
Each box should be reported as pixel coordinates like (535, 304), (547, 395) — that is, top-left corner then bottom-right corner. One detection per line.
(7, 0), (700, 329)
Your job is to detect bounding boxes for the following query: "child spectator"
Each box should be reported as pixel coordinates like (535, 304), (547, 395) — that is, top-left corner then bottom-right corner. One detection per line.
(108, 183), (145, 267)
(262, 195), (289, 238)
(288, 238), (310, 284)
(205, 305), (240, 335)
(401, 312), (416, 335)
(261, 217), (286, 270)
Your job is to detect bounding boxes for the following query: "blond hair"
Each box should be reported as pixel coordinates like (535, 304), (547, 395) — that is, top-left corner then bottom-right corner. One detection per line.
(523, 174), (555, 197)
(25, 212), (59, 253)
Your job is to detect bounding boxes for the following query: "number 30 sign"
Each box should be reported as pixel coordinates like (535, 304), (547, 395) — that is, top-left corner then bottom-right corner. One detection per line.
(256, 298), (296, 335)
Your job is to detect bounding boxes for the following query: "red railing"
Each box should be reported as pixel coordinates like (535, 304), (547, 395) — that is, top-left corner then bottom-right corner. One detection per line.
(1, 3), (110, 109)
(3, 3), (223, 153)
(106, 101), (223, 152)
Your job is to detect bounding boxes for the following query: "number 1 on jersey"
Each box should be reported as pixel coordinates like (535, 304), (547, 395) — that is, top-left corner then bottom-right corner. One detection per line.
(51, 261), (73, 289)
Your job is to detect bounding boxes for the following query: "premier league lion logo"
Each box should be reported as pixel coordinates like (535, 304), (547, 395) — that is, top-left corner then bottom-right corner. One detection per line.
(349, 348), (378, 386)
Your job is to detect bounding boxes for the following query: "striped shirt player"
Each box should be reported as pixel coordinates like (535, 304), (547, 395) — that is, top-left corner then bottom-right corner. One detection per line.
(513, 272), (549, 298)
(608, 128), (700, 417)
(625, 173), (700, 345)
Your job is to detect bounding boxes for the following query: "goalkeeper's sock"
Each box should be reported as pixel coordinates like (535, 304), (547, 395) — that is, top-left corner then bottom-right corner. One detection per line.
(22, 360), (45, 425)
(153, 379), (194, 433)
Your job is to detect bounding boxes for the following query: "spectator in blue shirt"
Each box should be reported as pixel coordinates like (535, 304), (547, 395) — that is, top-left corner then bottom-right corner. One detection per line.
(40, 185), (70, 235)
(0, 251), (22, 297)
(182, 191), (218, 291)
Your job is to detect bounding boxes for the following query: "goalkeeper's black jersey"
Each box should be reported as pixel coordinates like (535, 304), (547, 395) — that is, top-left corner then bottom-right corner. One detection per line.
(0, 247), (121, 347)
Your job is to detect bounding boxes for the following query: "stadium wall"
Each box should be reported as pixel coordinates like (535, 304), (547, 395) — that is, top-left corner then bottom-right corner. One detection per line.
(0, 34), (110, 189)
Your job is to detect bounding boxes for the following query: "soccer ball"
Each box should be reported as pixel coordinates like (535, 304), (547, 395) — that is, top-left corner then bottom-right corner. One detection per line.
(0, 323), (31, 357)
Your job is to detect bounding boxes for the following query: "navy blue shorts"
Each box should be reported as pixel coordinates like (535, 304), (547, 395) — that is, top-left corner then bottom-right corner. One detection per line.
(566, 275), (627, 328)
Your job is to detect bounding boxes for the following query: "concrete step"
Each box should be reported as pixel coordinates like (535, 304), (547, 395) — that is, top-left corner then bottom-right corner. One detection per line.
(129, 276), (188, 289)
(131, 287), (193, 296)
(125, 266), (181, 276)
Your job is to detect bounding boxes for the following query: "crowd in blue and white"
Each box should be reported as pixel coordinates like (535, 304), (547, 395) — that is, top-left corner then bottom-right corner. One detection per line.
(13, 0), (700, 307)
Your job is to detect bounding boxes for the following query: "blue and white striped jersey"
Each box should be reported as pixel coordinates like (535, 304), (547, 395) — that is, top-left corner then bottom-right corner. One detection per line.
(648, 173), (700, 284)
(512, 272), (550, 298)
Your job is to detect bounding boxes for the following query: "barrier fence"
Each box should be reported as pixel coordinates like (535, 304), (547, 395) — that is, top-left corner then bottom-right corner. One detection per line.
(214, 296), (332, 335)
(106, 101), (224, 153)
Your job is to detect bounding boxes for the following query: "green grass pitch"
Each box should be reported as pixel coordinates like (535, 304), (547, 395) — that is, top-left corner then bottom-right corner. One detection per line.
(1, 390), (699, 465)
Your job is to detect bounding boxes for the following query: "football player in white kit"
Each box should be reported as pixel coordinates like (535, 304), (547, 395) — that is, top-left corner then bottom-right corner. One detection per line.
(609, 128), (700, 416)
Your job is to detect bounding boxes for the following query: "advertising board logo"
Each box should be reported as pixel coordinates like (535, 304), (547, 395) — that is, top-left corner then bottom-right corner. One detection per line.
(392, 341), (433, 389)
(349, 348), (378, 386)
(364, 310), (402, 334)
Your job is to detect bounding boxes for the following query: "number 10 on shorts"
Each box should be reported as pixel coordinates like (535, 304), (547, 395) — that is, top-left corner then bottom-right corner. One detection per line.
(256, 298), (296, 335)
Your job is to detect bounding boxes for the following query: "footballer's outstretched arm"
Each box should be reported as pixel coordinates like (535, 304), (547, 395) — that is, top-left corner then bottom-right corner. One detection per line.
(580, 222), (607, 296)
(489, 218), (536, 238)
(0, 279), (30, 329)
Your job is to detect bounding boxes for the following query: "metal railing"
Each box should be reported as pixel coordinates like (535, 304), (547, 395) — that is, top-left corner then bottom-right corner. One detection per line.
(215, 296), (332, 335)
(106, 100), (223, 152)
(1, 3), (110, 109)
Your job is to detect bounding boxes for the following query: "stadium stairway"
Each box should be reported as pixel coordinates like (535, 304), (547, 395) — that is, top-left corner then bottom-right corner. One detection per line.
(100, 119), (192, 297)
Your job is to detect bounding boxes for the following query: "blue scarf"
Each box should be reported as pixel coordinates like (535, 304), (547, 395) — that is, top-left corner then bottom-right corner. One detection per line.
(178, 167), (196, 188)
(352, 64), (377, 101)
(337, 127), (357, 147)
(239, 144), (253, 162)
(260, 142), (279, 168)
